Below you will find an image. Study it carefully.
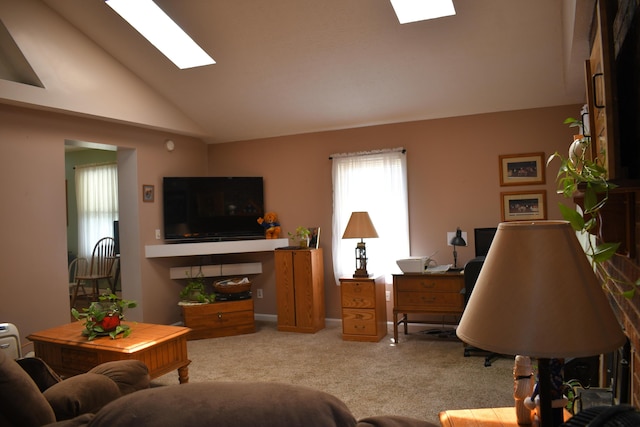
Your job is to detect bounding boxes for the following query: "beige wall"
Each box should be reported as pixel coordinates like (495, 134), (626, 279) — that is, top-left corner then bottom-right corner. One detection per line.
(0, 103), (207, 352)
(0, 102), (579, 352)
(208, 104), (580, 319)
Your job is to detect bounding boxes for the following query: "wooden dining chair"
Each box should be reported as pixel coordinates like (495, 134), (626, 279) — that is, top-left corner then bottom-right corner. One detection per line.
(71, 237), (116, 307)
(68, 257), (89, 302)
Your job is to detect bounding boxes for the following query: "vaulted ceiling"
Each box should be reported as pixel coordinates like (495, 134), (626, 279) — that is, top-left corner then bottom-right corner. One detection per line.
(2, 0), (594, 143)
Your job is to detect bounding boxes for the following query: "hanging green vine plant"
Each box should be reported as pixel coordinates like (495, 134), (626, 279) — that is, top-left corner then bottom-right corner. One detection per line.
(547, 117), (638, 299)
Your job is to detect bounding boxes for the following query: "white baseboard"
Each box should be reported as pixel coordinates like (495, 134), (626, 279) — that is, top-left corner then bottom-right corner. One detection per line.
(254, 313), (277, 323)
(253, 315), (454, 334)
(400, 322), (457, 334)
(254, 313), (342, 328)
(176, 313), (455, 335)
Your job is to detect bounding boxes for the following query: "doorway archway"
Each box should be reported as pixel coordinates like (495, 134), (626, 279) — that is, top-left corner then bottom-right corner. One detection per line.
(64, 141), (143, 322)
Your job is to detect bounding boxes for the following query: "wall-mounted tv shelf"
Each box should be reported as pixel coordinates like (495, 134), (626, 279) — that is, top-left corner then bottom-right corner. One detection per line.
(145, 238), (289, 258)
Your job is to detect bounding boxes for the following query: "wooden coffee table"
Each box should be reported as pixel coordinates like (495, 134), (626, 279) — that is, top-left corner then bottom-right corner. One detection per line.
(28, 322), (191, 383)
(439, 407), (571, 426)
(439, 408), (520, 426)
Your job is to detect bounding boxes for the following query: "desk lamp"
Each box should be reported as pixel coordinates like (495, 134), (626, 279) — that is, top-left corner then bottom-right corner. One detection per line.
(449, 227), (466, 270)
(342, 212), (379, 278)
(456, 221), (626, 427)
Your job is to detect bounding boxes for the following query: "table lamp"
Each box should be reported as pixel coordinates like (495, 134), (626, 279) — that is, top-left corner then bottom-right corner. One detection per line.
(342, 211), (379, 278)
(449, 227), (466, 270)
(456, 221), (626, 427)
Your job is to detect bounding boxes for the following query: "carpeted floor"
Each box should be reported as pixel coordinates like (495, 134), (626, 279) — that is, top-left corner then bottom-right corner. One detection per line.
(152, 320), (516, 424)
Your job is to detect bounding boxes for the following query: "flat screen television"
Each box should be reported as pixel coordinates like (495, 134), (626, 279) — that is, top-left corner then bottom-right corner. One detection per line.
(474, 227), (497, 258)
(163, 177), (265, 242)
(615, 6), (640, 179)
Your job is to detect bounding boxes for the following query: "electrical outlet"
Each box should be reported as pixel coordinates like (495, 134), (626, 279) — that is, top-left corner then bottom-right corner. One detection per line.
(385, 291), (391, 301)
(256, 289), (263, 298)
(155, 229), (161, 239)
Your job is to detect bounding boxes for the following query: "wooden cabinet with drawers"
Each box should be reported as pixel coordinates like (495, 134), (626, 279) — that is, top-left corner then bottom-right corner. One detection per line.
(274, 248), (325, 333)
(392, 273), (464, 343)
(181, 299), (255, 340)
(340, 276), (387, 342)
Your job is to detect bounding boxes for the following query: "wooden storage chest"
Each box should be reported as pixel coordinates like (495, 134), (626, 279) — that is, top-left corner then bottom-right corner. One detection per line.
(181, 299), (255, 340)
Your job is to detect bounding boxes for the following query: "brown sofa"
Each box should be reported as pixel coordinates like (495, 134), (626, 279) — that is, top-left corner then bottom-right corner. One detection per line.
(0, 349), (150, 426)
(0, 349), (437, 427)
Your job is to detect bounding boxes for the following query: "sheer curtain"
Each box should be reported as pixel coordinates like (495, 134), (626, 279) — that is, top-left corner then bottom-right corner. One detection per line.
(331, 149), (410, 284)
(75, 163), (119, 258)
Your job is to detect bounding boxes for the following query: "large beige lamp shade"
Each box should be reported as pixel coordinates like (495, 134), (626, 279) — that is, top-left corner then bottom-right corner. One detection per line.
(456, 221), (625, 427)
(342, 212), (379, 278)
(457, 221), (624, 357)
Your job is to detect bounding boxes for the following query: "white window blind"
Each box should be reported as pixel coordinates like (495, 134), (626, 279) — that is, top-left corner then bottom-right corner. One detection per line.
(75, 162), (118, 258)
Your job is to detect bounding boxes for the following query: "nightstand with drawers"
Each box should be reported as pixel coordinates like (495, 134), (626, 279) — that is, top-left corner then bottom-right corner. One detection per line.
(340, 276), (387, 342)
(392, 272), (465, 343)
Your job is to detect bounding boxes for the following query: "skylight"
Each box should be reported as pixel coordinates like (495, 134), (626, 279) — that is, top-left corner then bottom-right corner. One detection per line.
(390, 0), (456, 24)
(105, 0), (215, 69)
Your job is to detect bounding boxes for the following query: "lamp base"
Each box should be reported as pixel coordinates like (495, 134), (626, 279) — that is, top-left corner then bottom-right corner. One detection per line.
(353, 269), (371, 278)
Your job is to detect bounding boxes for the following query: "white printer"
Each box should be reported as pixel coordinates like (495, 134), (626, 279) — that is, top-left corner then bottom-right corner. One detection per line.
(396, 257), (430, 274)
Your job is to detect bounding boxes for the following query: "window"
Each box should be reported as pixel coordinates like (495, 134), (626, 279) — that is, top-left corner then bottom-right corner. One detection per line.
(331, 149), (409, 283)
(75, 163), (118, 258)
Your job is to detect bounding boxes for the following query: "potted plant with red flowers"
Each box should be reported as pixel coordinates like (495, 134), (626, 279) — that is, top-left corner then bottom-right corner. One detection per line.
(71, 288), (137, 340)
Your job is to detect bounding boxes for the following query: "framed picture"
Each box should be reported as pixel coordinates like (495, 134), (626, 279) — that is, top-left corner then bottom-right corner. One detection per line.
(499, 152), (545, 186)
(142, 184), (155, 203)
(308, 227), (321, 249)
(500, 190), (547, 222)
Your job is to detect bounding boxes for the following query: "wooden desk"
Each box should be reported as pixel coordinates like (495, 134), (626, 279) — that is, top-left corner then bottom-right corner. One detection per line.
(439, 407), (520, 427)
(28, 322), (191, 383)
(392, 272), (465, 343)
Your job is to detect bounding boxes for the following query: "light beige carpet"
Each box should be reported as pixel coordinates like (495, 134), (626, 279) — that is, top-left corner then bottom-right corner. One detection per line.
(152, 320), (516, 425)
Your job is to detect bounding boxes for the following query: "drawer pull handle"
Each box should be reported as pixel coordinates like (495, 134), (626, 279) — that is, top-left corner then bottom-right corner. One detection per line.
(420, 296), (437, 302)
(217, 312), (223, 319)
(351, 298), (365, 303)
(592, 72), (605, 109)
(420, 282), (436, 288)
(355, 314), (363, 320)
